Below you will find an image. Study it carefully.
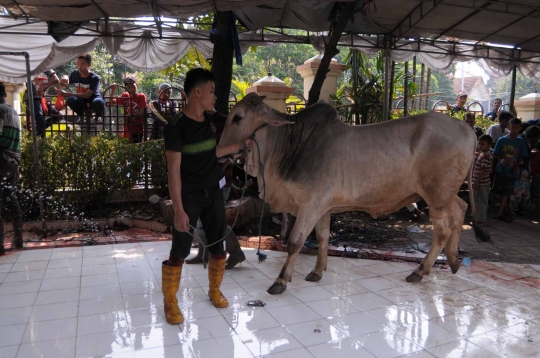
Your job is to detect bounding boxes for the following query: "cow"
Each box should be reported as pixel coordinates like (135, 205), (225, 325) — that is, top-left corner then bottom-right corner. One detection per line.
(219, 93), (490, 295)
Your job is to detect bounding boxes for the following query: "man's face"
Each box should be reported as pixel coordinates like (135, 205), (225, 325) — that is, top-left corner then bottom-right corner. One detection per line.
(197, 81), (216, 112)
(76, 58), (90, 73)
(457, 95), (467, 107)
(159, 89), (171, 101)
(125, 83), (137, 95)
(509, 123), (522, 135)
(493, 100), (502, 110)
(465, 117), (475, 128)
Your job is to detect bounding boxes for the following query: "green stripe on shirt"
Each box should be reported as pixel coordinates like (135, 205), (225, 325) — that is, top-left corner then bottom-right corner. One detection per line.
(182, 138), (216, 154)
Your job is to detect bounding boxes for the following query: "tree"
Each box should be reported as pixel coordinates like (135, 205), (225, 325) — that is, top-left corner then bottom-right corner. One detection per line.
(489, 72), (538, 105)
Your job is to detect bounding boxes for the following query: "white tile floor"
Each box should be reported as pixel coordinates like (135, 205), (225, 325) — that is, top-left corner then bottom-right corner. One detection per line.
(1, 243), (540, 357)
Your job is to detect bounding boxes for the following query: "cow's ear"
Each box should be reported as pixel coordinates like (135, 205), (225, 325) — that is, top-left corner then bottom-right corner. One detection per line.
(249, 95), (266, 107)
(263, 113), (294, 126)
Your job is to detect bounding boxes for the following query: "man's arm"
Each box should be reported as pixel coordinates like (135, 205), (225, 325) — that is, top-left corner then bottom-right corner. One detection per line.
(166, 150), (190, 232)
(58, 88), (94, 99)
(40, 72), (59, 94)
(216, 139), (253, 158)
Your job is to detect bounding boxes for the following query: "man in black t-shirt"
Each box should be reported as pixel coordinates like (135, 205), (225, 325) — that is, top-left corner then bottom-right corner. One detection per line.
(57, 54), (105, 119)
(161, 68), (252, 325)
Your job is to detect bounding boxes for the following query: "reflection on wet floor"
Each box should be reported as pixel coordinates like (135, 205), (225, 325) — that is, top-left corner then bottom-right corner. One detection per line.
(1, 243), (540, 357)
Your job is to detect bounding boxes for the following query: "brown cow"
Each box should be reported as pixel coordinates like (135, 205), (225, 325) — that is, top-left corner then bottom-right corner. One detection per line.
(219, 93), (490, 295)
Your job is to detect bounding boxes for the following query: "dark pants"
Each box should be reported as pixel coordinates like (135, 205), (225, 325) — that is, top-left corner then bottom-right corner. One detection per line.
(66, 96), (105, 117)
(32, 98), (46, 137)
(170, 185), (226, 260)
(0, 169), (22, 253)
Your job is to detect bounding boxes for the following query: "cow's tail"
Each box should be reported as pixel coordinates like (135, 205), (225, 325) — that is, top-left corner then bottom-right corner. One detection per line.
(467, 154), (491, 243)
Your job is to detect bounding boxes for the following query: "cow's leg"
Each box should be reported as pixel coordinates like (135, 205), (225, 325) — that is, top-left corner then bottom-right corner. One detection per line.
(406, 204), (458, 282)
(444, 197), (467, 274)
(268, 210), (322, 294)
(305, 213), (331, 282)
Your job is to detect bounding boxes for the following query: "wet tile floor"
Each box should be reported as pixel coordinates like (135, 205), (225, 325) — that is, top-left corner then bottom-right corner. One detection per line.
(1, 243), (540, 357)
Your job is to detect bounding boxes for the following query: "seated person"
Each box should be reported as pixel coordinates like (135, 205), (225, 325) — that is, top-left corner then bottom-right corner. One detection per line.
(448, 91), (468, 116)
(149, 83), (177, 139)
(24, 70), (59, 137)
(485, 98), (502, 120)
(110, 75), (147, 143)
(464, 112), (484, 139)
(57, 54), (105, 121)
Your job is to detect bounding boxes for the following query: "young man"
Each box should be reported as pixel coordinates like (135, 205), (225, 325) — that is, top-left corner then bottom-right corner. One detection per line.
(110, 75), (147, 143)
(464, 112), (484, 139)
(0, 82), (23, 253)
(162, 68), (252, 324)
(185, 108), (246, 269)
(487, 111), (513, 148)
(472, 135), (493, 226)
(493, 118), (529, 222)
(485, 98), (502, 120)
(149, 83), (177, 139)
(58, 54), (105, 120)
(448, 92), (468, 116)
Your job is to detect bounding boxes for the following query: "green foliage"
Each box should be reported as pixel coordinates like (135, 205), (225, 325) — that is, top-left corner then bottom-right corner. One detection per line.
(233, 42), (318, 94)
(160, 47), (211, 84)
(19, 135), (168, 218)
(489, 72), (539, 104)
(231, 79), (251, 101)
(333, 50), (419, 124)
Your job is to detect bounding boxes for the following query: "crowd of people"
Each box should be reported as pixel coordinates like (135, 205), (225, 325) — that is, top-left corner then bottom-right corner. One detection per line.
(25, 53), (181, 141)
(468, 100), (540, 225)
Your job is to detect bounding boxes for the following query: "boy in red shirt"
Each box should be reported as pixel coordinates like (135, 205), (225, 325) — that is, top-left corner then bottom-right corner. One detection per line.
(473, 134), (493, 226)
(111, 76), (147, 143)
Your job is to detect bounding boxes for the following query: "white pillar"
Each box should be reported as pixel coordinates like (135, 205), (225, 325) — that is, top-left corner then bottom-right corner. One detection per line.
(514, 93), (540, 121)
(3, 82), (26, 115)
(296, 54), (346, 104)
(245, 73), (295, 113)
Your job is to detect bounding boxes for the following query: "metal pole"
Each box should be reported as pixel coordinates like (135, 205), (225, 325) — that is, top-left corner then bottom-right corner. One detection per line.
(509, 64), (517, 113)
(419, 62), (425, 110)
(404, 61), (409, 116)
(24, 53), (47, 237)
(412, 56), (416, 110)
(382, 36), (390, 121)
(425, 68), (432, 110)
(388, 60), (395, 113)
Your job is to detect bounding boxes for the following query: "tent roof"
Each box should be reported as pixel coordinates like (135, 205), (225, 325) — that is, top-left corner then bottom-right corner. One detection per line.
(2, 0), (540, 52)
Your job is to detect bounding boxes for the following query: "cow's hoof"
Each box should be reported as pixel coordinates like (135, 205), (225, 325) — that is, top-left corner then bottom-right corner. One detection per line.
(267, 282), (287, 295)
(450, 262), (460, 274)
(406, 272), (423, 283)
(305, 272), (322, 282)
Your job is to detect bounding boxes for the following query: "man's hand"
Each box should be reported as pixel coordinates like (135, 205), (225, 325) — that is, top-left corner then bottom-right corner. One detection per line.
(243, 139), (254, 152)
(174, 210), (190, 232)
(56, 89), (68, 97)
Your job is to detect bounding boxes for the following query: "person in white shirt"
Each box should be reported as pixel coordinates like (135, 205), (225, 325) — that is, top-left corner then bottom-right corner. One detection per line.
(486, 111), (513, 148)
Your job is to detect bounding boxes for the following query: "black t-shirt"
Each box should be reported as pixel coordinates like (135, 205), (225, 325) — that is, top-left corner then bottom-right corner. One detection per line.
(164, 111), (220, 189)
(68, 70), (101, 100)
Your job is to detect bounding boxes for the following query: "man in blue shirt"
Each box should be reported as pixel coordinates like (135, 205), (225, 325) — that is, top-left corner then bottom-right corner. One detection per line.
(57, 54), (105, 120)
(448, 92), (468, 116)
(485, 98), (502, 120)
(493, 118), (529, 221)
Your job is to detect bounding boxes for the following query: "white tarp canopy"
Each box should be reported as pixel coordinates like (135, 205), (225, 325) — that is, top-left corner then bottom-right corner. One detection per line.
(0, 18), (283, 83)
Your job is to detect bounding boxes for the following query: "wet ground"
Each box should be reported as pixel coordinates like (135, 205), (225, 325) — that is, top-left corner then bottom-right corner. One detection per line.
(2, 244), (540, 357)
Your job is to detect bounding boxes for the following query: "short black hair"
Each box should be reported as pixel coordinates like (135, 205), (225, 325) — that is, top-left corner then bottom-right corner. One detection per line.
(493, 98), (502, 103)
(509, 118), (522, 126)
(464, 112), (475, 121)
(498, 111), (513, 123)
(0, 82), (6, 97)
(77, 53), (92, 65)
(184, 68), (215, 97)
(478, 134), (493, 145)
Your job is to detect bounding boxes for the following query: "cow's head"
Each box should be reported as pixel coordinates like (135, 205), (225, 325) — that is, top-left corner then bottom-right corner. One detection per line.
(220, 93), (293, 176)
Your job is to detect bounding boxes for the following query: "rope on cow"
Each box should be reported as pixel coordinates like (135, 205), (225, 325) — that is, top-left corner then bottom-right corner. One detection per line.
(251, 134), (268, 263)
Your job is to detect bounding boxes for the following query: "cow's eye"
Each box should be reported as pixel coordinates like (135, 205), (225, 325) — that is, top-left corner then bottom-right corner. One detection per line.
(232, 115), (243, 123)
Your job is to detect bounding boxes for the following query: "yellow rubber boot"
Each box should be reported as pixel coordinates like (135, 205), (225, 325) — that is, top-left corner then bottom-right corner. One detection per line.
(162, 260), (184, 324)
(208, 254), (229, 308)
